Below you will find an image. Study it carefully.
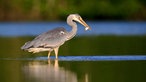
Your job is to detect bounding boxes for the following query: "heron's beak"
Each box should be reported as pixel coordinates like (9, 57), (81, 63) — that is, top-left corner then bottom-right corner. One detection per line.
(77, 17), (91, 31)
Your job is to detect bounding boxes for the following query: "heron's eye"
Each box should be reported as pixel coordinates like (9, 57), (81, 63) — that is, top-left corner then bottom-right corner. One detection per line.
(78, 17), (80, 19)
(78, 17), (82, 20)
(59, 31), (65, 35)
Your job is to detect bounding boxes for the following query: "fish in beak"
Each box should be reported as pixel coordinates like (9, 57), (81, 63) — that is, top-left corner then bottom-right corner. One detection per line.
(74, 16), (91, 31)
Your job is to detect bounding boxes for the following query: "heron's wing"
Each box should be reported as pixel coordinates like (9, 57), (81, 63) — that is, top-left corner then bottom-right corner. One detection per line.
(33, 27), (68, 48)
(21, 27), (68, 49)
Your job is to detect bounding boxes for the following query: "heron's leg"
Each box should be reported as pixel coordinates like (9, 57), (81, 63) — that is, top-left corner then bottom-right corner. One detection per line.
(48, 51), (51, 59)
(54, 59), (59, 68)
(54, 47), (59, 59)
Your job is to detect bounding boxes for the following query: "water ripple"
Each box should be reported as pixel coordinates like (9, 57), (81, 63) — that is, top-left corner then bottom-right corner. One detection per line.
(1, 55), (146, 61)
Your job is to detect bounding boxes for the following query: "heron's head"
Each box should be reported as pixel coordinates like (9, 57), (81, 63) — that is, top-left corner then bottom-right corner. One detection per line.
(69, 14), (91, 31)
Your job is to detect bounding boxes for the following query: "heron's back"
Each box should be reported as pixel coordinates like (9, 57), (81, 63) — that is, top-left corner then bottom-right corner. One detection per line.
(21, 27), (68, 50)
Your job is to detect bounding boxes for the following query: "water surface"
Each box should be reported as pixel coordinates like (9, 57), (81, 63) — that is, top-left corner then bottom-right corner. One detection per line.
(0, 21), (146, 82)
(0, 57), (146, 82)
(0, 21), (146, 36)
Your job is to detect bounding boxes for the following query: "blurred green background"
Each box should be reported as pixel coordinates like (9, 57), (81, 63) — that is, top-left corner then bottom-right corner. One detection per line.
(0, 0), (146, 21)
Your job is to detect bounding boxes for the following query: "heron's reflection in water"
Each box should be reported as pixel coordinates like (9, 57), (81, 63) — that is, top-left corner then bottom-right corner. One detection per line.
(22, 59), (77, 82)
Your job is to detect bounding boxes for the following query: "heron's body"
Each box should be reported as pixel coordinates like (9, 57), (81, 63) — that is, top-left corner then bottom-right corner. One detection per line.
(21, 14), (91, 59)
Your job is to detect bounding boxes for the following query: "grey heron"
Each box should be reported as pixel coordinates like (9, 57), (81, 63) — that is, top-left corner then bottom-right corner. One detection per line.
(21, 14), (91, 59)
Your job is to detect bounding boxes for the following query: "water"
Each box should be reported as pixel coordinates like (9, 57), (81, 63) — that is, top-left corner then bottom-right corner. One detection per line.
(0, 57), (146, 82)
(2, 55), (146, 61)
(0, 21), (146, 36)
(0, 21), (146, 82)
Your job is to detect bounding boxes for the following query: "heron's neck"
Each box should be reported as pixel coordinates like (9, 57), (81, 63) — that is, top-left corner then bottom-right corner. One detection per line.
(66, 18), (77, 40)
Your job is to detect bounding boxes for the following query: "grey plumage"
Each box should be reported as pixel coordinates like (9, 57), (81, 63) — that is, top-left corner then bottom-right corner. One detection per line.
(21, 27), (68, 50)
(21, 14), (91, 59)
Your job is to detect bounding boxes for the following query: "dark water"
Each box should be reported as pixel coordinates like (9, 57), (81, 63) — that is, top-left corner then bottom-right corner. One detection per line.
(0, 22), (146, 82)
(0, 57), (146, 82)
